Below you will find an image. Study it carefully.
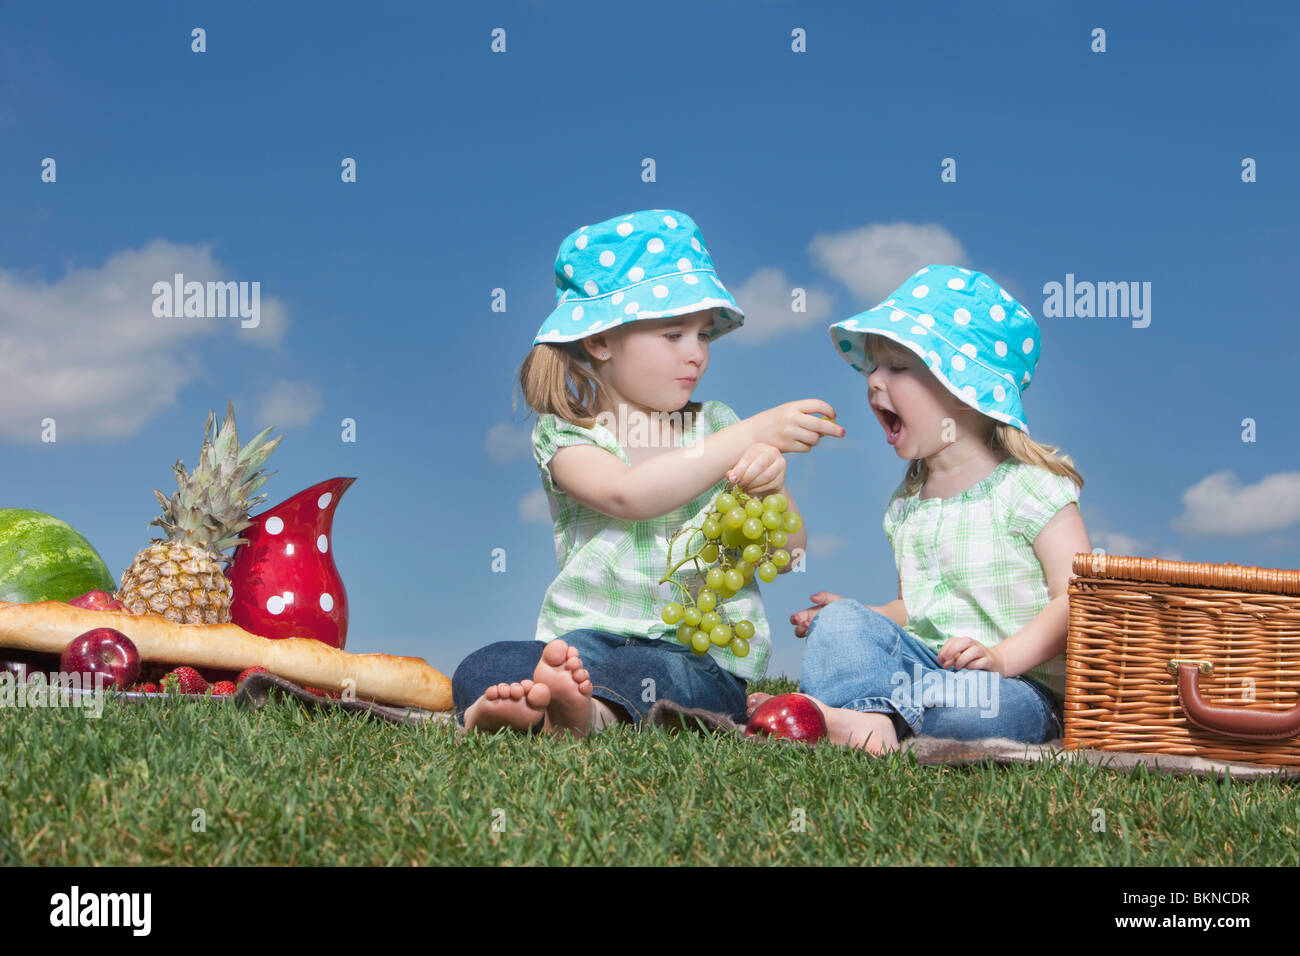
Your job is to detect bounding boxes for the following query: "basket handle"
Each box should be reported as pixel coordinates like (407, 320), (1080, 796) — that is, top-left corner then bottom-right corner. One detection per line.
(1172, 662), (1300, 740)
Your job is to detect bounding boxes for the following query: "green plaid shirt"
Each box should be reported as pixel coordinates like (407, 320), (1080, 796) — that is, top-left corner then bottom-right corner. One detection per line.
(883, 459), (1081, 699)
(532, 400), (770, 682)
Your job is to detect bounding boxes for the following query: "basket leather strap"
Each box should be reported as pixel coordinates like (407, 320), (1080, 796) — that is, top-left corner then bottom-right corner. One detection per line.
(1175, 663), (1300, 740)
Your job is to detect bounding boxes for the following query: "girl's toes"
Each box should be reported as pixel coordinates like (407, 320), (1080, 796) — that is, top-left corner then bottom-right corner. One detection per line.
(541, 640), (569, 667)
(525, 681), (551, 709)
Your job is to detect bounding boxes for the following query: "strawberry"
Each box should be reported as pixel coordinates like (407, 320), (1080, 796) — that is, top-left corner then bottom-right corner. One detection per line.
(305, 687), (343, 699)
(142, 682), (159, 694)
(160, 666), (207, 695)
(236, 666), (270, 685)
(209, 681), (237, 696)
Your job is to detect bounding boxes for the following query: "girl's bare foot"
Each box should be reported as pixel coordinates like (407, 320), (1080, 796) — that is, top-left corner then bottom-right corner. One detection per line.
(746, 692), (773, 717)
(463, 679), (551, 733)
(534, 639), (595, 737)
(801, 694), (900, 755)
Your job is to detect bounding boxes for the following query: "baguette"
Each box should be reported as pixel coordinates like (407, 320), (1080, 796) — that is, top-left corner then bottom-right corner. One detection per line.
(0, 600), (452, 712)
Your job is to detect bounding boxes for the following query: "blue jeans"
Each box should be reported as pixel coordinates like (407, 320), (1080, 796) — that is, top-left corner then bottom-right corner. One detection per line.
(452, 630), (750, 728)
(799, 599), (1063, 743)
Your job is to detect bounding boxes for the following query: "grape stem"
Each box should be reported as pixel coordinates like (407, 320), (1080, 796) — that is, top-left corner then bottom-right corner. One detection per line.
(659, 526), (706, 585)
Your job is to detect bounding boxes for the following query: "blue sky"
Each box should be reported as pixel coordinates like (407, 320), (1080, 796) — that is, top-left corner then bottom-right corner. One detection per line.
(1, 1), (1297, 680)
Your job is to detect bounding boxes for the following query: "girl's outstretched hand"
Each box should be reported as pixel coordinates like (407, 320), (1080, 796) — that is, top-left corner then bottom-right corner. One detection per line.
(752, 400), (846, 454)
(936, 637), (1005, 676)
(790, 591), (846, 638)
(727, 443), (786, 497)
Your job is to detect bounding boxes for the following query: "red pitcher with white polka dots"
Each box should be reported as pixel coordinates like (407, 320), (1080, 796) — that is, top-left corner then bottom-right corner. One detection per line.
(226, 477), (355, 649)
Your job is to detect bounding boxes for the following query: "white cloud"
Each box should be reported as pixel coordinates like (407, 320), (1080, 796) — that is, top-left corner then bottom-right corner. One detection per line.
(1172, 470), (1300, 536)
(518, 487), (551, 524)
(807, 533), (852, 558)
(728, 268), (834, 345)
(1088, 530), (1184, 562)
(1087, 530), (1145, 555)
(809, 222), (969, 304)
(255, 381), (322, 429)
(0, 240), (288, 442)
(485, 420), (533, 463)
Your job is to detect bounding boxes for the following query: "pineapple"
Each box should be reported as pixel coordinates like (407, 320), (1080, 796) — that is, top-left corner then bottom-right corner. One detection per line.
(118, 402), (282, 624)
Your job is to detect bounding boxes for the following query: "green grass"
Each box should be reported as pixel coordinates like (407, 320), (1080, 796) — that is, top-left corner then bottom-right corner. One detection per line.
(1, 680), (1297, 866)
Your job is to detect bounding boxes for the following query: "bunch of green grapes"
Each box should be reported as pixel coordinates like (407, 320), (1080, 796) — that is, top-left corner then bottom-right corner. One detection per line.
(658, 484), (802, 659)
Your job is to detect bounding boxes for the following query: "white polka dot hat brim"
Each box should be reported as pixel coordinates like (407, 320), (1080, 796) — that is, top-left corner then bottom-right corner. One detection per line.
(828, 265), (1042, 435)
(533, 209), (745, 346)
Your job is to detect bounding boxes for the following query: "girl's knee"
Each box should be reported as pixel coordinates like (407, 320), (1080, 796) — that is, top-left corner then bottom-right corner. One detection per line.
(455, 641), (523, 671)
(806, 597), (856, 636)
(808, 599), (897, 648)
(451, 641), (543, 691)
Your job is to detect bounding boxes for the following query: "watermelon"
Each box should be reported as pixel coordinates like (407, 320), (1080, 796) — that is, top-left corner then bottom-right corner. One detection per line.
(0, 508), (117, 603)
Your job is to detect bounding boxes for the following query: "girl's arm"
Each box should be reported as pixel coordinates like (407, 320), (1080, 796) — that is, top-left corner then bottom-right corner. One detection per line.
(550, 401), (842, 521)
(987, 595), (1070, 677)
(981, 503), (1091, 677)
(869, 576), (908, 628)
(549, 419), (764, 521)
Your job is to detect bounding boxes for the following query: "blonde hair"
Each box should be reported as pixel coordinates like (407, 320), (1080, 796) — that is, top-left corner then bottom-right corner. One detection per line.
(517, 338), (702, 428)
(865, 334), (1084, 497)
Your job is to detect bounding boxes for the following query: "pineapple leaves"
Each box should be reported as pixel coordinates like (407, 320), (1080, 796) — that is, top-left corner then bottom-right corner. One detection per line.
(241, 466), (278, 500)
(149, 403), (283, 553)
(236, 427), (280, 467)
(212, 403), (238, 458)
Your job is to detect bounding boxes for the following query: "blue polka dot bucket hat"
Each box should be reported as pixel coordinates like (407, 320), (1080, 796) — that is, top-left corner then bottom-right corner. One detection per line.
(829, 265), (1041, 434)
(533, 209), (744, 346)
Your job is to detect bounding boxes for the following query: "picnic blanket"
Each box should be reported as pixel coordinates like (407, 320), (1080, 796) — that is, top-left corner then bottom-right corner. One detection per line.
(234, 671), (451, 726)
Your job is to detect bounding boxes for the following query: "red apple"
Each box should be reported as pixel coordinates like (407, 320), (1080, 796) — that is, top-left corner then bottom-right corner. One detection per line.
(744, 693), (828, 745)
(60, 628), (140, 690)
(67, 590), (127, 612)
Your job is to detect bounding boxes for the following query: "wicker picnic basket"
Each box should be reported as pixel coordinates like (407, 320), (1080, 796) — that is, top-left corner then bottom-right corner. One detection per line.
(1064, 553), (1300, 768)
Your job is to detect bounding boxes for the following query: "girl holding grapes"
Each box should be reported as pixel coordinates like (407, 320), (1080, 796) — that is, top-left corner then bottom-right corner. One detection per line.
(758, 265), (1091, 754)
(453, 209), (844, 736)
